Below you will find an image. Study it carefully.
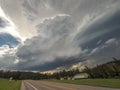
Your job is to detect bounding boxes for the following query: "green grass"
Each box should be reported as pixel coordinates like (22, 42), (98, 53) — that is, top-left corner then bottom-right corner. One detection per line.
(48, 79), (120, 88)
(0, 78), (21, 90)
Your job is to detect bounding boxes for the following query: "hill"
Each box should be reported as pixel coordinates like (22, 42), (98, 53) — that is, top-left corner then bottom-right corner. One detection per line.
(84, 58), (120, 78)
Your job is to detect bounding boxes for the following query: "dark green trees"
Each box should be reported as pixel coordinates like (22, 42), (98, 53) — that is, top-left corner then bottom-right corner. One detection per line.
(84, 58), (120, 78)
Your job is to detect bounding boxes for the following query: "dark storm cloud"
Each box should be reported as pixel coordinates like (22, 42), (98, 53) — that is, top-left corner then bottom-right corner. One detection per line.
(77, 9), (120, 49)
(16, 56), (86, 71)
(88, 38), (120, 65)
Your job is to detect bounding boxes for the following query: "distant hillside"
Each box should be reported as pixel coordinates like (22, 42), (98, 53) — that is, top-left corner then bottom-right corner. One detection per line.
(84, 58), (120, 78)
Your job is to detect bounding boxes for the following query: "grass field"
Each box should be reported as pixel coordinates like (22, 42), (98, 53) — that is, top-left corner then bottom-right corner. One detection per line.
(49, 79), (120, 88)
(0, 78), (21, 90)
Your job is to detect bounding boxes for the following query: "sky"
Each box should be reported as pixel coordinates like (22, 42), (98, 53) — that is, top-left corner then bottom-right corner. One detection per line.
(0, 0), (120, 71)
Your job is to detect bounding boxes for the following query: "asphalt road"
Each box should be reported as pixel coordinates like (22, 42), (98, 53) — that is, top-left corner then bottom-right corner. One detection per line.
(21, 80), (120, 90)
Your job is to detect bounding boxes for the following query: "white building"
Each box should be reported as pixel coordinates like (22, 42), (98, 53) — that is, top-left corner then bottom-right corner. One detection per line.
(73, 73), (89, 80)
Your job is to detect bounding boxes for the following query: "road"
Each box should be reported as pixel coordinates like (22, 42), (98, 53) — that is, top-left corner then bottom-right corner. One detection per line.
(21, 80), (120, 90)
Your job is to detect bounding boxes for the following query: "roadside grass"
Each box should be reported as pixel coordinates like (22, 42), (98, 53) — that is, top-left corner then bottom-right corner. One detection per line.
(48, 79), (120, 88)
(0, 78), (21, 90)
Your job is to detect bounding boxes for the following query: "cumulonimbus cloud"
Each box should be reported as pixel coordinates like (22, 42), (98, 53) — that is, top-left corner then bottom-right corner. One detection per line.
(16, 9), (120, 71)
(15, 15), (86, 70)
(0, 0), (120, 71)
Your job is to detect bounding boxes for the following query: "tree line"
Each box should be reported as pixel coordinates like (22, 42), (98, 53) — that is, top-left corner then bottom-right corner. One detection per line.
(0, 71), (45, 80)
(84, 58), (120, 78)
(0, 68), (80, 80)
(0, 58), (120, 80)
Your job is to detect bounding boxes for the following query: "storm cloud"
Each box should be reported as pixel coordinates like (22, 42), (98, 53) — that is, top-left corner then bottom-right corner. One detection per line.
(0, 0), (120, 71)
(16, 9), (120, 71)
(16, 15), (85, 71)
